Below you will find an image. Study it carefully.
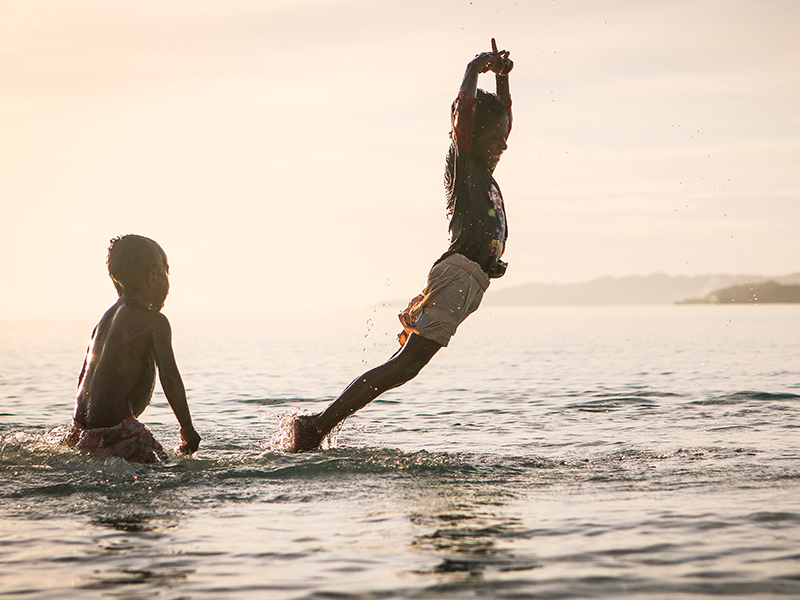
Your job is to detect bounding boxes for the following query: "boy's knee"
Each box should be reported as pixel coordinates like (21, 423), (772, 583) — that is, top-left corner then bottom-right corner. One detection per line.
(382, 335), (439, 388)
(392, 354), (429, 385)
(397, 362), (422, 384)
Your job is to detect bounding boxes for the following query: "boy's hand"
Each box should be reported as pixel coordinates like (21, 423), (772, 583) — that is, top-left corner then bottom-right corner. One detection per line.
(470, 39), (511, 75)
(490, 38), (513, 75)
(469, 51), (503, 74)
(177, 426), (201, 455)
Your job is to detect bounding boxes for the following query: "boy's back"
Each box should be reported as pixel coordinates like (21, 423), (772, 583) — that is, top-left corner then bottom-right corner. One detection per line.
(74, 297), (164, 429)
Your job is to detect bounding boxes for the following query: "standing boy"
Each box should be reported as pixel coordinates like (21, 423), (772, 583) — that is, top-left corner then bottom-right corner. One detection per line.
(289, 41), (514, 452)
(66, 234), (200, 462)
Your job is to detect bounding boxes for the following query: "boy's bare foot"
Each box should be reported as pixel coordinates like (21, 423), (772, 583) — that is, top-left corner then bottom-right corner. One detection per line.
(288, 414), (325, 453)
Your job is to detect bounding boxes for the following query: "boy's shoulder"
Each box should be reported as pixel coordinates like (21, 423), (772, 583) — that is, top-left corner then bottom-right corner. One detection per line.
(100, 299), (171, 337)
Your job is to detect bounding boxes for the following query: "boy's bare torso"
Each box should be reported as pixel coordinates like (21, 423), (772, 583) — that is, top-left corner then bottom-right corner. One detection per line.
(74, 298), (162, 429)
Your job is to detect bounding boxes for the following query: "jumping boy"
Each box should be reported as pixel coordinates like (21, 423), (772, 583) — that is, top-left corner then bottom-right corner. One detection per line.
(66, 234), (201, 463)
(289, 40), (514, 452)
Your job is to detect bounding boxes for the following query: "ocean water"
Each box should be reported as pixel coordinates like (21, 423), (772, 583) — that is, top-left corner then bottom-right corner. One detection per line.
(1, 305), (799, 599)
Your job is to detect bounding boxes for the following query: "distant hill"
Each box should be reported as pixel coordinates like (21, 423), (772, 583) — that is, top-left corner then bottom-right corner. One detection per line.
(485, 273), (800, 306)
(678, 281), (800, 304)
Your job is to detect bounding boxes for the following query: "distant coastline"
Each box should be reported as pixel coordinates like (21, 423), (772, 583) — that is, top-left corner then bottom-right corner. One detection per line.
(483, 273), (800, 306)
(677, 281), (800, 304)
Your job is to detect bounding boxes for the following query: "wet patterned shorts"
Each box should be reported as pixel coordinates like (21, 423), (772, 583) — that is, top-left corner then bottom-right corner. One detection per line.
(65, 416), (167, 463)
(398, 253), (490, 347)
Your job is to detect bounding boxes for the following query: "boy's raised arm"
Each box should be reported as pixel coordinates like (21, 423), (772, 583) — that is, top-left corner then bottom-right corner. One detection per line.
(459, 51), (500, 98)
(152, 314), (200, 454)
(461, 38), (512, 98)
(495, 61), (512, 105)
(453, 40), (513, 148)
(492, 37), (513, 105)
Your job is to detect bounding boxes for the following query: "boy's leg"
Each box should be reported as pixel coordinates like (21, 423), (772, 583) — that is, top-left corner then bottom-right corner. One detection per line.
(290, 333), (442, 452)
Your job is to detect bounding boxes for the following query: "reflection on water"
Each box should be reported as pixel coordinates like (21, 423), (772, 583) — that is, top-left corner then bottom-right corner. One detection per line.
(80, 499), (191, 596)
(81, 566), (193, 591)
(416, 512), (541, 576)
(407, 475), (541, 578)
(91, 512), (163, 533)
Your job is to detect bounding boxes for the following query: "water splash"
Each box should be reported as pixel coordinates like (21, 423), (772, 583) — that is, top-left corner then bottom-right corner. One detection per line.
(0, 425), (70, 459)
(264, 408), (341, 452)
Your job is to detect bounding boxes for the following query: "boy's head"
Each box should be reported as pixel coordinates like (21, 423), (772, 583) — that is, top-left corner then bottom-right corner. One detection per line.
(470, 89), (510, 171)
(474, 89), (508, 130)
(107, 234), (168, 298)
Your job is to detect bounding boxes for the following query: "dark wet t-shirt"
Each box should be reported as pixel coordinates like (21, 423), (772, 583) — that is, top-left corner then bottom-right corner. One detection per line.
(438, 91), (511, 278)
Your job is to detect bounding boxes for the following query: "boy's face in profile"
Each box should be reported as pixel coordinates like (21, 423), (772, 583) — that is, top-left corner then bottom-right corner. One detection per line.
(145, 258), (170, 311)
(471, 114), (510, 171)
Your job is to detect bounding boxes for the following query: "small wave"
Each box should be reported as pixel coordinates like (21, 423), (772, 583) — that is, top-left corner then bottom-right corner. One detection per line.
(692, 391), (800, 405)
(746, 511), (800, 525)
(2, 431), (764, 485)
(556, 387), (684, 413)
(563, 396), (660, 413)
(238, 396), (322, 407)
(220, 447), (480, 481)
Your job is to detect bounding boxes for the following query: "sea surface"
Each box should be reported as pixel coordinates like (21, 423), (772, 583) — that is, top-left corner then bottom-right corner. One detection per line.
(1, 305), (799, 599)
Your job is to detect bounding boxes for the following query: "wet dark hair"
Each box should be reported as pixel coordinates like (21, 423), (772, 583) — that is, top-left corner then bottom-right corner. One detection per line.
(474, 88), (508, 132)
(107, 234), (167, 296)
(449, 89), (508, 142)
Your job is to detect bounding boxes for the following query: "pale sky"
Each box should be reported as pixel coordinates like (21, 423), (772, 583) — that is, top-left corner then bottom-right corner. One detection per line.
(2, 0), (798, 318)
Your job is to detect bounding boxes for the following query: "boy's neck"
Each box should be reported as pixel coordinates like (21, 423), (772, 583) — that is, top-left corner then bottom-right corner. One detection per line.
(120, 294), (158, 312)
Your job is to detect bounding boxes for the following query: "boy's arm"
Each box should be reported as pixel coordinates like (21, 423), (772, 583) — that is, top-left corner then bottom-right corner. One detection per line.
(151, 314), (200, 454)
(459, 52), (496, 98)
(491, 38), (514, 138)
(496, 71), (512, 136)
(496, 71), (510, 100)
(494, 41), (513, 134)
(453, 41), (511, 149)
(492, 37), (513, 98)
(453, 53), (494, 151)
